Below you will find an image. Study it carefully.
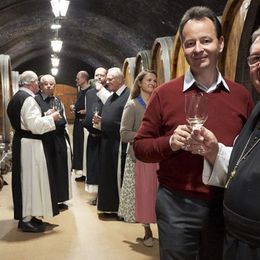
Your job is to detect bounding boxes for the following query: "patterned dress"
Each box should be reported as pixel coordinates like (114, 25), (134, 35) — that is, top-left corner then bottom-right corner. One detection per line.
(118, 154), (136, 222)
(118, 96), (158, 223)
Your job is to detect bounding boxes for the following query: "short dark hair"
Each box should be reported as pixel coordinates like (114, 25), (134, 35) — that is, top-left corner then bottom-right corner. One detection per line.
(179, 6), (222, 42)
(79, 70), (89, 81)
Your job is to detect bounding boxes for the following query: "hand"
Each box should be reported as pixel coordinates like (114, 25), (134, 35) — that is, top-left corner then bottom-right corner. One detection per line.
(77, 109), (86, 115)
(188, 127), (219, 164)
(45, 108), (55, 116)
(92, 114), (101, 130)
(51, 111), (62, 121)
(170, 125), (192, 152)
(70, 104), (75, 112)
(95, 81), (103, 91)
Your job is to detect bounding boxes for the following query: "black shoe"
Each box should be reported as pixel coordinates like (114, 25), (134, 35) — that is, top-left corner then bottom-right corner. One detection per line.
(117, 216), (124, 221)
(31, 217), (43, 225)
(75, 176), (85, 182)
(18, 220), (45, 233)
(18, 217), (43, 228)
(98, 213), (118, 219)
(58, 203), (69, 211)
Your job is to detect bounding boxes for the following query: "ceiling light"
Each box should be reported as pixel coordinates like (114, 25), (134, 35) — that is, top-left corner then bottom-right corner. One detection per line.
(51, 68), (59, 76)
(51, 56), (60, 67)
(51, 39), (63, 52)
(50, 23), (62, 30)
(50, 0), (70, 18)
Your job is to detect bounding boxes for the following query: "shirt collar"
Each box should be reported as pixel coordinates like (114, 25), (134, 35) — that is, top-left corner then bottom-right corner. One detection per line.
(20, 87), (35, 97)
(115, 85), (127, 96)
(40, 92), (52, 100)
(183, 68), (230, 93)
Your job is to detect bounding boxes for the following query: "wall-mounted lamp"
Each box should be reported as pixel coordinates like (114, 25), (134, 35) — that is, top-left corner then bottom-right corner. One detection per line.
(51, 39), (63, 52)
(50, 0), (70, 18)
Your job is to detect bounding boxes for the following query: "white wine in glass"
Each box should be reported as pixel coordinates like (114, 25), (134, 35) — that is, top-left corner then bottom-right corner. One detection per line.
(92, 103), (100, 129)
(185, 92), (208, 131)
(52, 97), (62, 113)
(92, 103), (99, 116)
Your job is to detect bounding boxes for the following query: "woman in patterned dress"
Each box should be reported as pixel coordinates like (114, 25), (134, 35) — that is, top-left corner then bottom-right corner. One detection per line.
(118, 70), (158, 246)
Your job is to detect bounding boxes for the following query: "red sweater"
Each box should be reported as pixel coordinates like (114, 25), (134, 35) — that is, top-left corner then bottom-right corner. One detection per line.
(133, 76), (254, 200)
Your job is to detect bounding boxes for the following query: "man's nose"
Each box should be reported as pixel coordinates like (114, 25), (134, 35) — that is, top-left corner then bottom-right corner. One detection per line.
(194, 41), (203, 53)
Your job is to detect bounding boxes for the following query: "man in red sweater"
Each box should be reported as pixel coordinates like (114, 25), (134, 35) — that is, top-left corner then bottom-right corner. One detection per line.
(134, 6), (254, 260)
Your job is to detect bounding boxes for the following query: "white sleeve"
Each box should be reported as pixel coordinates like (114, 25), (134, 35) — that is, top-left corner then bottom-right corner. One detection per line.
(202, 143), (232, 187)
(21, 96), (56, 134)
(96, 87), (112, 104)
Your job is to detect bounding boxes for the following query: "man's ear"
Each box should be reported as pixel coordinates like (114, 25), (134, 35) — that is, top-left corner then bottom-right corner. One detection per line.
(219, 36), (224, 53)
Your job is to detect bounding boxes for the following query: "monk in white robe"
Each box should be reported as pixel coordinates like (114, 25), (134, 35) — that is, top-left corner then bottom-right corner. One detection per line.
(7, 71), (61, 233)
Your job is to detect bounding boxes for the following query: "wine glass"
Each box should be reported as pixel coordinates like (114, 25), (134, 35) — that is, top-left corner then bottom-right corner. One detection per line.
(92, 103), (100, 129)
(185, 92), (208, 131)
(52, 97), (62, 113)
(185, 92), (208, 153)
(92, 103), (99, 116)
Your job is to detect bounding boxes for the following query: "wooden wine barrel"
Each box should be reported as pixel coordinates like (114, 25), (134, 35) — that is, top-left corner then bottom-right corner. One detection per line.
(122, 57), (136, 89)
(54, 84), (77, 124)
(151, 36), (175, 86)
(11, 71), (20, 94)
(172, 31), (189, 79)
(220, 0), (260, 101)
(134, 50), (152, 76)
(0, 55), (13, 143)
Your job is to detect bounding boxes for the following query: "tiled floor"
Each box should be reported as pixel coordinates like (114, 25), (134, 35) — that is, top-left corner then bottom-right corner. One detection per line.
(0, 172), (159, 260)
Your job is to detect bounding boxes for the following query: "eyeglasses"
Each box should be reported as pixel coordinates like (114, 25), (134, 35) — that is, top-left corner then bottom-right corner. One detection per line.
(247, 55), (260, 66)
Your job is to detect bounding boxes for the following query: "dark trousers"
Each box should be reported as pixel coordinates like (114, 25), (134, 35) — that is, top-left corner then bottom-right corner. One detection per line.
(156, 186), (224, 260)
(223, 232), (260, 260)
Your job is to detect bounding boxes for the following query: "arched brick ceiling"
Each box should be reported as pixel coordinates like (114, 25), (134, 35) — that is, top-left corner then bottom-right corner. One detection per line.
(0, 0), (226, 85)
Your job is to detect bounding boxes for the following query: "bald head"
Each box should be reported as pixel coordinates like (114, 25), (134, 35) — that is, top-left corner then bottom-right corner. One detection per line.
(76, 70), (89, 88)
(251, 27), (260, 46)
(94, 67), (107, 86)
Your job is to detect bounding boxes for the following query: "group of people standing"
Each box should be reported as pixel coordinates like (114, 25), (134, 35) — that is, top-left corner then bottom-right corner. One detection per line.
(7, 71), (71, 232)
(6, 4), (260, 260)
(70, 66), (159, 246)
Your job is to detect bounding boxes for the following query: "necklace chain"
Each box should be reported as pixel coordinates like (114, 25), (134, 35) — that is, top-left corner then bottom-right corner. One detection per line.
(225, 132), (260, 188)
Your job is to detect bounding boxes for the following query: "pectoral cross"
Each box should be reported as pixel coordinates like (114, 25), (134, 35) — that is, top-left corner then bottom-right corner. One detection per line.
(225, 169), (236, 188)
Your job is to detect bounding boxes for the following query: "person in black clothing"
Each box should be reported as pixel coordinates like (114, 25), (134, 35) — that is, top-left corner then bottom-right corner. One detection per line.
(83, 67), (107, 205)
(71, 71), (91, 181)
(36, 74), (72, 210)
(93, 67), (129, 215)
(7, 71), (61, 233)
